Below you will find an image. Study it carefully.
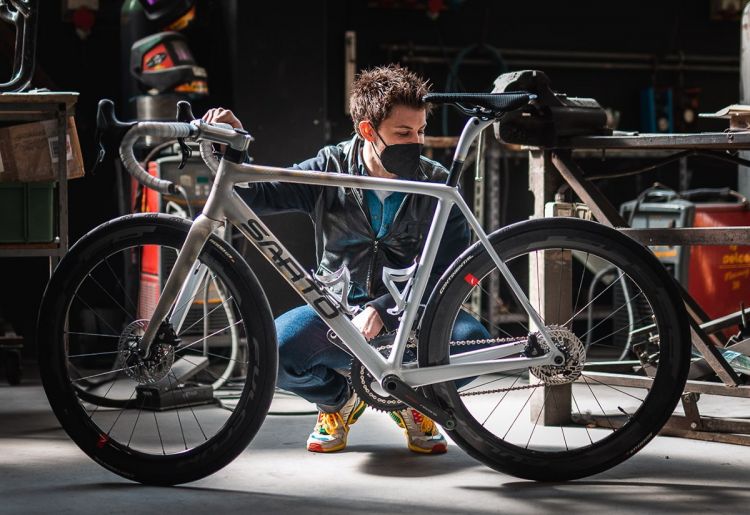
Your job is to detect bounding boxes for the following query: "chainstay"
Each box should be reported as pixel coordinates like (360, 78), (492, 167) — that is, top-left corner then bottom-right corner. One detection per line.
(372, 335), (544, 396)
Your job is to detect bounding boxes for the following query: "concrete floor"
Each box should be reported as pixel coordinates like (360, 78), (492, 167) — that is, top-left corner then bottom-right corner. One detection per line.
(3, 362), (750, 514)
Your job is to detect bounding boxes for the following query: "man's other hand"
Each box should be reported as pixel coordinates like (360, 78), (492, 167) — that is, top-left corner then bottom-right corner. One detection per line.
(202, 108), (243, 129)
(352, 306), (384, 340)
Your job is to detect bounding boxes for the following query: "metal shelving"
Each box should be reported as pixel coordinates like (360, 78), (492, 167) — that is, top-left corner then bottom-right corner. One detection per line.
(0, 91), (79, 274)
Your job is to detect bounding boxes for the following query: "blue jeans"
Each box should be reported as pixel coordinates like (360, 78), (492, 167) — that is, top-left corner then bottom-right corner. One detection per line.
(275, 304), (490, 411)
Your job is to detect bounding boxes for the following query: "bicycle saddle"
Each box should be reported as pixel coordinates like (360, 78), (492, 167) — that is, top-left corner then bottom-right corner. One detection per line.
(424, 92), (533, 118)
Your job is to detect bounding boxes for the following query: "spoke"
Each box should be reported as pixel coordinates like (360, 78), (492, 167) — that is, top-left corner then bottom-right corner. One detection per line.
(550, 387), (569, 451)
(502, 385), (538, 440)
(166, 371), (188, 450)
(168, 369), (209, 442)
(459, 373), (522, 394)
(68, 350), (122, 359)
(587, 314), (654, 349)
(178, 293), (235, 337)
(84, 370), (121, 420)
(153, 411), (166, 455)
(582, 375), (616, 431)
(562, 270), (626, 328)
(557, 248), (564, 324)
(461, 298), (519, 339)
(580, 290), (644, 341)
(175, 320), (243, 353)
(480, 375), (521, 426)
(106, 388), (138, 436)
(65, 331), (121, 339)
(104, 255), (139, 314)
(535, 250), (543, 327)
(126, 396), (147, 448)
(177, 355), (223, 382)
(583, 375), (647, 402)
(525, 385), (551, 449)
(71, 365), (137, 383)
(86, 272), (135, 321)
(72, 294), (122, 337)
(571, 388), (594, 445)
(571, 252), (590, 326)
(180, 348), (248, 365)
(168, 271), (217, 326)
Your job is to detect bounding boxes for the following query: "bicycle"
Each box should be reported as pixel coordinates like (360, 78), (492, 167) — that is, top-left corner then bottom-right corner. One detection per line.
(37, 92), (691, 485)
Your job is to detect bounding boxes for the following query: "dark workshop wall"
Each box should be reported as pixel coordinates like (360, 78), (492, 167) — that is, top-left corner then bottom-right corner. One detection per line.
(1, 0), (745, 354)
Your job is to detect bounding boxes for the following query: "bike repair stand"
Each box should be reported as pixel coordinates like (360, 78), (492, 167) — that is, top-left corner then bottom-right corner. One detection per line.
(528, 105), (750, 445)
(135, 356), (214, 411)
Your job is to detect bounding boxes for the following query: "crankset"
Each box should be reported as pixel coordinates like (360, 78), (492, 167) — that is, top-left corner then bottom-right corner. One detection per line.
(349, 333), (412, 412)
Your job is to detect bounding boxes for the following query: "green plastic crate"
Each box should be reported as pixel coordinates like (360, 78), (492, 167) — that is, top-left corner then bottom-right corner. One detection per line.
(0, 182), (55, 243)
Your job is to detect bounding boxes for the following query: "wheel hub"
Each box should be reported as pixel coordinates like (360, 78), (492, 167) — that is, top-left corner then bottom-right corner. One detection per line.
(529, 325), (585, 385)
(117, 320), (175, 384)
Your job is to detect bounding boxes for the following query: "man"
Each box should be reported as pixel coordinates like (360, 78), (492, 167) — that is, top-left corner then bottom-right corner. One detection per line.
(203, 64), (489, 454)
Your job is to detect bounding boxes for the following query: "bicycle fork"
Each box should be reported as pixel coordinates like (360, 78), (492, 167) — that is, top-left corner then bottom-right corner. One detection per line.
(137, 214), (222, 356)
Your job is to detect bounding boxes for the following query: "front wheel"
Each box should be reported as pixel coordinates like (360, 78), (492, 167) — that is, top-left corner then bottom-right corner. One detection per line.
(38, 214), (278, 485)
(420, 217), (690, 481)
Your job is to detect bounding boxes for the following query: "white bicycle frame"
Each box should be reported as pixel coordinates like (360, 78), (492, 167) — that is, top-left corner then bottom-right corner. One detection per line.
(135, 116), (564, 390)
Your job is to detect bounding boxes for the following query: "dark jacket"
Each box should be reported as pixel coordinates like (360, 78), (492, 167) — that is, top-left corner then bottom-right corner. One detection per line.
(238, 136), (469, 330)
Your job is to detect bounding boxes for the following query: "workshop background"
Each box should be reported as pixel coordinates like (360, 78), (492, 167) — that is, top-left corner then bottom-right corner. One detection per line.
(0, 0), (744, 357)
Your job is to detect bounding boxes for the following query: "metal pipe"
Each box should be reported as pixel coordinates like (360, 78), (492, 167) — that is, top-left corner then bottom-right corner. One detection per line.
(383, 43), (738, 66)
(739, 3), (750, 197)
(398, 55), (738, 74)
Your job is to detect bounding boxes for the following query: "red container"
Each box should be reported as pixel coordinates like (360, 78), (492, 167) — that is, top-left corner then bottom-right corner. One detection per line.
(687, 194), (750, 335)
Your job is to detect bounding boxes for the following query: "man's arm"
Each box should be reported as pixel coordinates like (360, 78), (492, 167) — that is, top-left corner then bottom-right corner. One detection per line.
(236, 150), (329, 215)
(202, 107), (326, 215)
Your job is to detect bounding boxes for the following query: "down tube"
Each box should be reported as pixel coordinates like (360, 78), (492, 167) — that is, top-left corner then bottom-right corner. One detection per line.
(224, 190), (389, 379)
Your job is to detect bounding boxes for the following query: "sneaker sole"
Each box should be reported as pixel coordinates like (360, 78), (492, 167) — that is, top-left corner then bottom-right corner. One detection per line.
(307, 441), (347, 453)
(407, 442), (448, 454)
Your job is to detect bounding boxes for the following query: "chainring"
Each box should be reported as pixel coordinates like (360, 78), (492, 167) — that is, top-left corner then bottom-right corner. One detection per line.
(349, 333), (413, 412)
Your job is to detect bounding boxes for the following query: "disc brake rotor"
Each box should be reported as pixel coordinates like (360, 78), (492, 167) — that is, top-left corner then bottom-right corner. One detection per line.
(117, 319), (175, 384)
(529, 325), (585, 385)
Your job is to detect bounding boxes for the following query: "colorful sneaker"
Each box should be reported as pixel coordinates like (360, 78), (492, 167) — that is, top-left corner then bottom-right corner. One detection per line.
(389, 408), (448, 454)
(306, 392), (366, 453)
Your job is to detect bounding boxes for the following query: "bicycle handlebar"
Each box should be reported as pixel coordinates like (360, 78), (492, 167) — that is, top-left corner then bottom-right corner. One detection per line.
(95, 99), (252, 195)
(120, 122), (195, 194)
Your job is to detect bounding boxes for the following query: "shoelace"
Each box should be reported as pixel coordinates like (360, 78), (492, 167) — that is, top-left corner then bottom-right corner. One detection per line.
(318, 412), (344, 435)
(409, 409), (436, 435)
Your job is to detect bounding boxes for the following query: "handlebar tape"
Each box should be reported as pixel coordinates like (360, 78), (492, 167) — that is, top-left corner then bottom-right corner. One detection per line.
(119, 122), (194, 195)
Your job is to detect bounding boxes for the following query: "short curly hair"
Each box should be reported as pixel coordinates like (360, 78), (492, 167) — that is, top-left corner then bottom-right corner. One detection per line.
(349, 64), (432, 137)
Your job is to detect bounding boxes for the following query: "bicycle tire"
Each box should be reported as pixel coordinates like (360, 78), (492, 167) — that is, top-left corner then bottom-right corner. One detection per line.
(419, 217), (690, 481)
(38, 214), (277, 485)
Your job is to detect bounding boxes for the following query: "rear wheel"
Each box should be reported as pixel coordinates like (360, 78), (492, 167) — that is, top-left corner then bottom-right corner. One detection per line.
(420, 217), (690, 481)
(38, 214), (277, 485)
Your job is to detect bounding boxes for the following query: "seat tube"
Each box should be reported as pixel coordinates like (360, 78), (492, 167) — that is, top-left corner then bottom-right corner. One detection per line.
(388, 197), (453, 368)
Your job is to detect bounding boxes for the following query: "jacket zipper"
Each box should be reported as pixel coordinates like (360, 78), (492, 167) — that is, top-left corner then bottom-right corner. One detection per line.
(366, 239), (381, 297)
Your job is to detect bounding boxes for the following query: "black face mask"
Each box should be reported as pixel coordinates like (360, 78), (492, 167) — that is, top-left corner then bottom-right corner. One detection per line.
(372, 130), (423, 180)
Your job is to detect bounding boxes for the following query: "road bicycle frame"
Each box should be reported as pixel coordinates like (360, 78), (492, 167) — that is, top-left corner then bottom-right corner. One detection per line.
(136, 116), (565, 393)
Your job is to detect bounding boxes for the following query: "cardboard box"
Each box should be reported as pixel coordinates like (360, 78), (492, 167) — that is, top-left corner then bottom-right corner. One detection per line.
(0, 116), (84, 183)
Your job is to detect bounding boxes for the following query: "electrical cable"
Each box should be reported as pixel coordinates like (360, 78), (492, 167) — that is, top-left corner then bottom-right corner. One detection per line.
(441, 44), (508, 135)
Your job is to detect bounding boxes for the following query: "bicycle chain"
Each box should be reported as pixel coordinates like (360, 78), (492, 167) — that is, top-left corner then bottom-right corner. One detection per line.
(352, 335), (543, 406)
